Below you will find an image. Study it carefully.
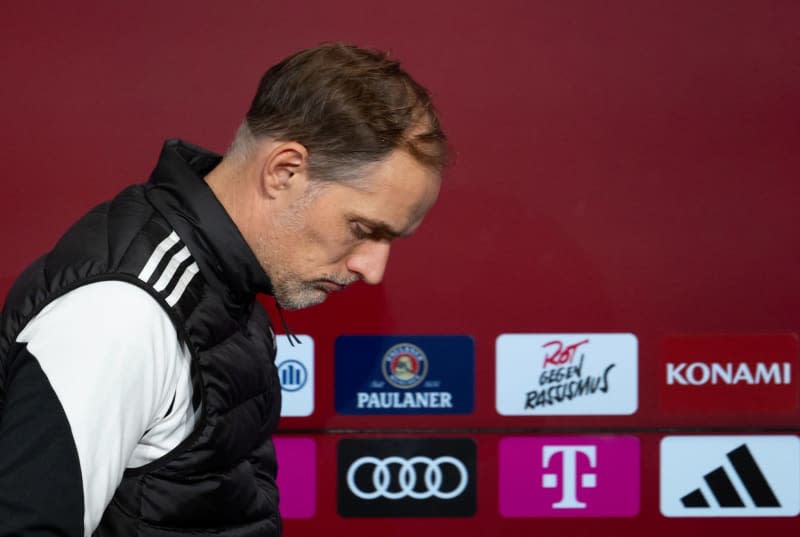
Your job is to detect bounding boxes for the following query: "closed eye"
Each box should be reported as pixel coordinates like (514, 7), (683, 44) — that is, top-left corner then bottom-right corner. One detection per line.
(351, 222), (374, 240)
(349, 217), (404, 241)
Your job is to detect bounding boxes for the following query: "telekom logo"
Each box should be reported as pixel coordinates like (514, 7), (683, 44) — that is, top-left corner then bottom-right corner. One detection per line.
(542, 445), (597, 508)
(499, 436), (639, 517)
(274, 437), (316, 519)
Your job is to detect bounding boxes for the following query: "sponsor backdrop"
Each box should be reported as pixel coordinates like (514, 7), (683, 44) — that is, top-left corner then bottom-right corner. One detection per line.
(335, 335), (474, 415)
(2, 2), (799, 536)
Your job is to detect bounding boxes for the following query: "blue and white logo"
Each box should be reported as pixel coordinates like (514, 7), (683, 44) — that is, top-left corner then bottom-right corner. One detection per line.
(335, 335), (474, 415)
(279, 360), (308, 392)
(277, 334), (314, 417)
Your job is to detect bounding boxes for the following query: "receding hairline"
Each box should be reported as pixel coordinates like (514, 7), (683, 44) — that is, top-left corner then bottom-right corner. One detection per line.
(225, 118), (445, 183)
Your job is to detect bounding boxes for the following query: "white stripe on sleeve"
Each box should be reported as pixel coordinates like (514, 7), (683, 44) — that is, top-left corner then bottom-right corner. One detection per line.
(164, 262), (199, 306)
(153, 246), (192, 292)
(138, 231), (180, 282)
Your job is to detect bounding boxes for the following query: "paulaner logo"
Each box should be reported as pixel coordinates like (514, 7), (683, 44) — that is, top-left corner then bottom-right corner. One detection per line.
(335, 336), (474, 415)
(525, 339), (614, 410)
(382, 343), (429, 389)
(496, 334), (637, 416)
(356, 342), (445, 409)
(362, 342), (444, 409)
(356, 391), (453, 409)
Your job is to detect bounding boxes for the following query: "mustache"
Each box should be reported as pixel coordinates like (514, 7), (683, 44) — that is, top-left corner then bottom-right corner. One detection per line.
(317, 275), (359, 287)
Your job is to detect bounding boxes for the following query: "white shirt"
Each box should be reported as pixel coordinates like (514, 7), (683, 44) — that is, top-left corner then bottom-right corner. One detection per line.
(16, 280), (197, 535)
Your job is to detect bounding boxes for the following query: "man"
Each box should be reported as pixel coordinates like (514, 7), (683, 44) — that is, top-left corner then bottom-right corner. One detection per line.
(0, 43), (446, 536)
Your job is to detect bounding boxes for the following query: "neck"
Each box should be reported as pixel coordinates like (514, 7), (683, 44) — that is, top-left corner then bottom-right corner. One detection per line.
(205, 154), (261, 249)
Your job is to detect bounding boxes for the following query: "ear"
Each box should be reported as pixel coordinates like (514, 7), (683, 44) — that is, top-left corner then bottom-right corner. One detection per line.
(258, 142), (309, 199)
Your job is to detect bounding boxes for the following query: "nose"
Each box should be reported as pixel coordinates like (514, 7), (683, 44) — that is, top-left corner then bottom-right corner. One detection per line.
(346, 240), (391, 285)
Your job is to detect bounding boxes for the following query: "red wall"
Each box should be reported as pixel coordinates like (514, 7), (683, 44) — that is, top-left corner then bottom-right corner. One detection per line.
(2, 1), (799, 535)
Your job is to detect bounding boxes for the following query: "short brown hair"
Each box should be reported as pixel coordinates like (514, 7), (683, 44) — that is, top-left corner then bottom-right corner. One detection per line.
(244, 43), (447, 180)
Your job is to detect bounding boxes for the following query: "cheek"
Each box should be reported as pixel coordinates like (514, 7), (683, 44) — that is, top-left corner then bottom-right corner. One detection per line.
(306, 217), (354, 253)
(296, 227), (353, 268)
(322, 241), (356, 265)
(286, 200), (357, 265)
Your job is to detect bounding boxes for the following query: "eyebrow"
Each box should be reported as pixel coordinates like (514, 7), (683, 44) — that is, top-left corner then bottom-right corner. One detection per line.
(358, 217), (410, 239)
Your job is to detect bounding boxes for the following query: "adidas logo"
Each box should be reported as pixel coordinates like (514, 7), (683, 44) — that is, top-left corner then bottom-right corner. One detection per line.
(680, 444), (779, 508)
(660, 436), (800, 517)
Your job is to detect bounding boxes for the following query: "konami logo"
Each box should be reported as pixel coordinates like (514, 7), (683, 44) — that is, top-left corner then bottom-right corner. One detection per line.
(666, 362), (792, 386)
(660, 334), (799, 416)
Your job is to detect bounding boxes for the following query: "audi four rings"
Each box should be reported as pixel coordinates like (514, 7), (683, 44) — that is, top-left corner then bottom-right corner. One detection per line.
(346, 456), (469, 500)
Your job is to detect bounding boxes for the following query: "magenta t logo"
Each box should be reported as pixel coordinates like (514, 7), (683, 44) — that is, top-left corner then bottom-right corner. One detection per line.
(499, 436), (639, 517)
(542, 445), (597, 508)
(274, 437), (316, 519)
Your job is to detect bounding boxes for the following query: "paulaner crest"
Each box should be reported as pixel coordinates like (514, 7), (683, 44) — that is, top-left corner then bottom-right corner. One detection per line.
(382, 343), (429, 389)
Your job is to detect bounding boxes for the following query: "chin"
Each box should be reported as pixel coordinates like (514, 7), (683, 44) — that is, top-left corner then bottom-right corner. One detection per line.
(275, 288), (328, 310)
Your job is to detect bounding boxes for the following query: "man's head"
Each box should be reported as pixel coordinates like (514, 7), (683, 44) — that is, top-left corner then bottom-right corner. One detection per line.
(207, 43), (447, 309)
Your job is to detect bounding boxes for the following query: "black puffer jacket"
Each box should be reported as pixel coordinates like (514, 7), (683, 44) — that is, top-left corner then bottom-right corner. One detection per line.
(0, 140), (282, 536)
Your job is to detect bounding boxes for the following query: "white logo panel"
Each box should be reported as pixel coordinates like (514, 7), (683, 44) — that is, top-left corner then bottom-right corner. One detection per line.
(660, 436), (800, 517)
(277, 334), (314, 417)
(495, 333), (638, 415)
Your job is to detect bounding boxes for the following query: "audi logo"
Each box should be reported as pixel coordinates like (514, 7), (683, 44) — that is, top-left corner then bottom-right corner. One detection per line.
(346, 456), (469, 500)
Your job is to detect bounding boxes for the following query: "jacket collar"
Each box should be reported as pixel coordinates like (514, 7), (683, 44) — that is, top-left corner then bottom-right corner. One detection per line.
(145, 139), (274, 305)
